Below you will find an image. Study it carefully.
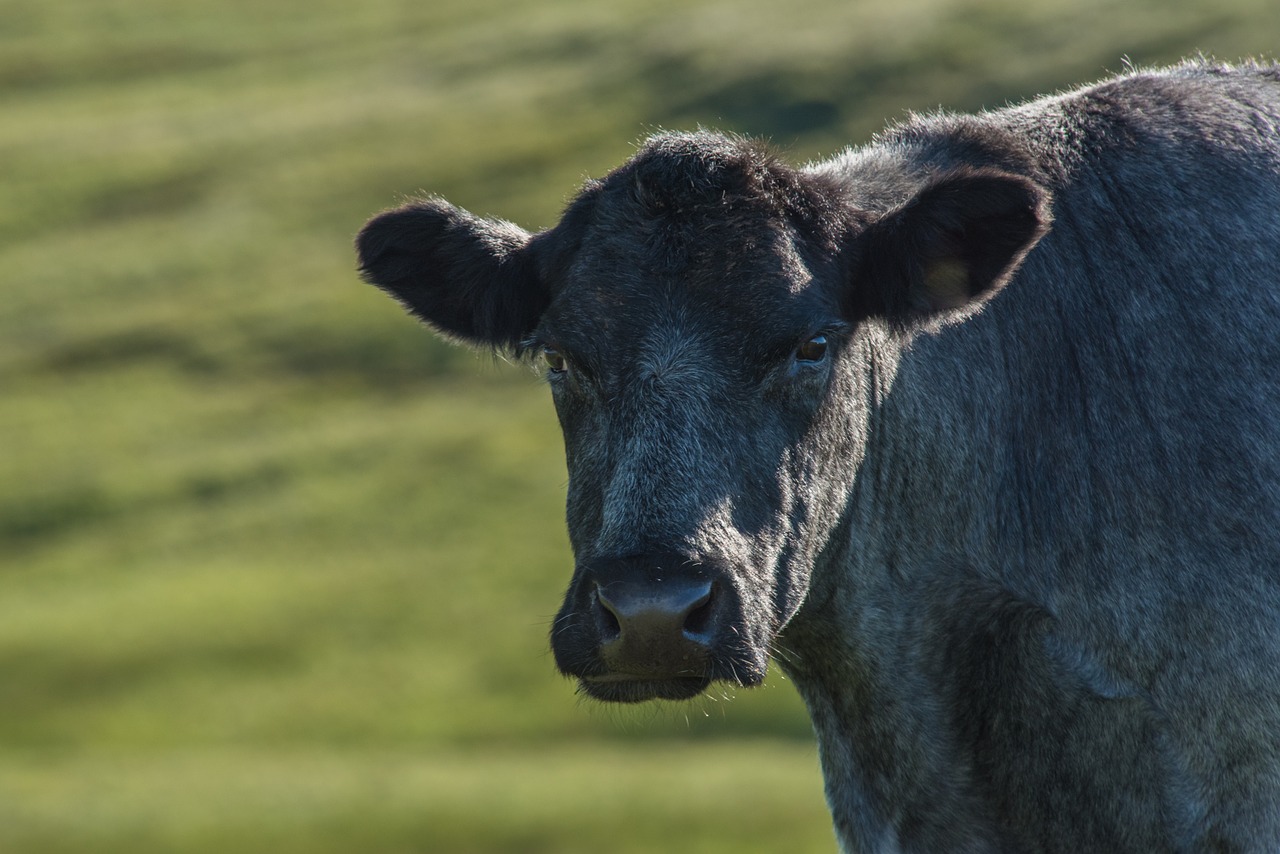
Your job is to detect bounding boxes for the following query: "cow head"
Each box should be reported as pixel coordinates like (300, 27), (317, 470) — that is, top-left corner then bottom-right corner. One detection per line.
(357, 131), (1049, 702)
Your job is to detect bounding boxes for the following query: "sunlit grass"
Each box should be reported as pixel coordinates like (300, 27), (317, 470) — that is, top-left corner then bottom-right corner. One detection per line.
(0, 743), (832, 854)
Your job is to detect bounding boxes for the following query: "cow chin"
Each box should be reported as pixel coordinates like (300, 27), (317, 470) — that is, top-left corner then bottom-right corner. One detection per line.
(563, 638), (772, 704)
(579, 674), (713, 703)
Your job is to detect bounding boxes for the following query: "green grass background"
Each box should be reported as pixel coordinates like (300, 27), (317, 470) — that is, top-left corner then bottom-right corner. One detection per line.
(1, 1), (1275, 850)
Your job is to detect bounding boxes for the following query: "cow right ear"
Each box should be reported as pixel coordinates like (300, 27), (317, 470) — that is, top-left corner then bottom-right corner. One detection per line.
(850, 167), (1051, 329)
(356, 198), (548, 352)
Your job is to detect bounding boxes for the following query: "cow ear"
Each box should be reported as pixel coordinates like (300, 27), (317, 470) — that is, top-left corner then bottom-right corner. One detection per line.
(356, 198), (547, 351)
(852, 168), (1051, 327)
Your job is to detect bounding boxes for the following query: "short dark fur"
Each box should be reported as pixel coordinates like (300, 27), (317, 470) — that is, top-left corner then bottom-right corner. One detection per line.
(357, 61), (1280, 851)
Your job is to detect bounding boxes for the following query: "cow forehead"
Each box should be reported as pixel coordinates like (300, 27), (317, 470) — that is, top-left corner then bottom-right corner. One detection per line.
(557, 199), (821, 311)
(537, 135), (845, 363)
(543, 224), (827, 372)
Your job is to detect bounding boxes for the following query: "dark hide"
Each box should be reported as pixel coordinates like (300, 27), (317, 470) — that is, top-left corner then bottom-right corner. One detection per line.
(357, 61), (1280, 852)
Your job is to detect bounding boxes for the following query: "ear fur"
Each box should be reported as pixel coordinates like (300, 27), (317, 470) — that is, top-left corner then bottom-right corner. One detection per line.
(356, 198), (547, 351)
(853, 167), (1051, 327)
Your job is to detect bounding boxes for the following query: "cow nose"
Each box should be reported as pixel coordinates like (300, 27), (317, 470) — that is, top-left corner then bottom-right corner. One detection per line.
(592, 577), (716, 676)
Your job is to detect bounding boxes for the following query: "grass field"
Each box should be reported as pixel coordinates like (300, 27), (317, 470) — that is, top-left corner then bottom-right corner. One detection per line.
(2, 1), (1276, 851)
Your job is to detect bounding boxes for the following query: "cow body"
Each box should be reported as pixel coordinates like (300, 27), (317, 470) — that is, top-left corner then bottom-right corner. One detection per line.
(357, 62), (1280, 851)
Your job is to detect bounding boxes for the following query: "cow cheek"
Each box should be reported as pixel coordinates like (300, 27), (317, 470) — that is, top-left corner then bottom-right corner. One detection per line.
(559, 418), (611, 555)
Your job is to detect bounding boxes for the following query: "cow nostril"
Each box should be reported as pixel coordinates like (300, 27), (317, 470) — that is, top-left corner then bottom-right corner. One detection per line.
(682, 585), (715, 638)
(593, 585), (622, 641)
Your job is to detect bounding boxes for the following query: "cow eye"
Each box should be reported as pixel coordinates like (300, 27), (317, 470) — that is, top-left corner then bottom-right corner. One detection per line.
(542, 346), (568, 375)
(796, 335), (828, 363)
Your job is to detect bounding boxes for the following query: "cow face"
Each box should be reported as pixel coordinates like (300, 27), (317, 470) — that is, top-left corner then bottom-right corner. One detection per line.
(357, 131), (1048, 703)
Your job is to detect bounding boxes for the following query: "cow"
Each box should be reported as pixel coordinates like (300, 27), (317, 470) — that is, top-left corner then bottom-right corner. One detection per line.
(356, 60), (1280, 851)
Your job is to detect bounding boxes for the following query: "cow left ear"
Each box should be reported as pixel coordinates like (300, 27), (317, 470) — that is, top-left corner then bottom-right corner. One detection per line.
(356, 198), (548, 352)
(851, 167), (1051, 327)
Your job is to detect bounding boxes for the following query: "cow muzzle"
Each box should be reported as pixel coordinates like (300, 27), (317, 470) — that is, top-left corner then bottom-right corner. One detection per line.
(552, 552), (764, 703)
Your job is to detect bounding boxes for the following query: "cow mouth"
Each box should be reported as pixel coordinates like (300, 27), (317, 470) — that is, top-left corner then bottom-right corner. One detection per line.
(579, 674), (713, 703)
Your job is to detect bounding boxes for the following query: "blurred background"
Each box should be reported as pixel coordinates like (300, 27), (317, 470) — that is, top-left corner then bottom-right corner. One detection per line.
(0, 1), (1275, 851)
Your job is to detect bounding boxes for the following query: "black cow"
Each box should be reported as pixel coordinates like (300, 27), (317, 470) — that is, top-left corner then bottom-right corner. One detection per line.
(357, 61), (1280, 851)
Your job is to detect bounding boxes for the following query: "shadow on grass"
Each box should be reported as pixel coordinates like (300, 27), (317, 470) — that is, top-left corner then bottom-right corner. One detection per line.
(28, 321), (494, 391)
